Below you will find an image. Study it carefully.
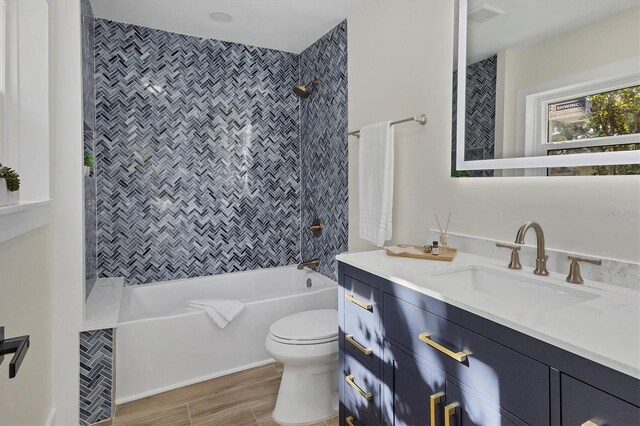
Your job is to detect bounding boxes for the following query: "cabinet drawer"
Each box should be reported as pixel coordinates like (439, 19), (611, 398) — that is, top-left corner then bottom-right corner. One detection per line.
(343, 352), (381, 421)
(445, 380), (526, 426)
(343, 275), (381, 327)
(344, 313), (382, 372)
(561, 374), (640, 425)
(383, 293), (549, 424)
(342, 396), (380, 426)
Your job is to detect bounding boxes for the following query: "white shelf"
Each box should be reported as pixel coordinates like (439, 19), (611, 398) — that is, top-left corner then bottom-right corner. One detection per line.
(0, 200), (51, 243)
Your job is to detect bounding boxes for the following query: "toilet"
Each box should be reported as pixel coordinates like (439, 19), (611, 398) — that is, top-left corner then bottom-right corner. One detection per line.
(265, 309), (339, 425)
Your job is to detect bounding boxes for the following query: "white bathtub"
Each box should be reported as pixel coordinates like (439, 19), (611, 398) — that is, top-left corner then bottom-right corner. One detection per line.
(115, 265), (338, 403)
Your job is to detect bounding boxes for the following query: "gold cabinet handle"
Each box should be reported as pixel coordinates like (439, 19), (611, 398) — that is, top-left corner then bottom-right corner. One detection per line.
(346, 293), (373, 310)
(582, 421), (600, 426)
(429, 392), (445, 426)
(444, 402), (459, 426)
(345, 374), (373, 401)
(418, 332), (469, 362)
(345, 334), (373, 355)
(346, 415), (356, 426)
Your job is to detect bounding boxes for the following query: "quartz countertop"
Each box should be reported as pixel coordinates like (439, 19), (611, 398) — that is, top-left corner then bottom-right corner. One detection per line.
(336, 250), (640, 379)
(83, 277), (125, 331)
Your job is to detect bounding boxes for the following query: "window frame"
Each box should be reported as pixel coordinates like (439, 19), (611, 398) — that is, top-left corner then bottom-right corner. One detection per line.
(518, 58), (640, 160)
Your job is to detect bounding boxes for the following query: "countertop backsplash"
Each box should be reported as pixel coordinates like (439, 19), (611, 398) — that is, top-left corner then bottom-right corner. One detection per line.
(426, 230), (639, 291)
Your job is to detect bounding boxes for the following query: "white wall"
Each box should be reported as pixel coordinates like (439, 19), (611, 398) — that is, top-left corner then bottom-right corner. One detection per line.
(50, 0), (84, 424)
(0, 226), (53, 425)
(347, 0), (640, 263)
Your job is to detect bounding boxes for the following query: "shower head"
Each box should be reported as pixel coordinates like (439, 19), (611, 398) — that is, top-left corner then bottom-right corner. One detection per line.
(293, 79), (321, 98)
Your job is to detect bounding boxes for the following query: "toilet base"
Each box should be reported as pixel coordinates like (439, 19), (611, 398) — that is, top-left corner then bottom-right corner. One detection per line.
(272, 363), (338, 425)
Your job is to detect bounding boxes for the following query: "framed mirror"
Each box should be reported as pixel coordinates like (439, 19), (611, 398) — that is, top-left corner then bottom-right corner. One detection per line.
(453, 0), (640, 177)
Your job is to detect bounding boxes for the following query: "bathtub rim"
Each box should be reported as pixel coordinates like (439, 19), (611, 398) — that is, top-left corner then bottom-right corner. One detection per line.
(117, 264), (336, 324)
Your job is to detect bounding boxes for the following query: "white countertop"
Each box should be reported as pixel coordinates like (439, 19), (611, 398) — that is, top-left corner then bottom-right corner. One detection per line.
(336, 250), (640, 380)
(82, 277), (125, 331)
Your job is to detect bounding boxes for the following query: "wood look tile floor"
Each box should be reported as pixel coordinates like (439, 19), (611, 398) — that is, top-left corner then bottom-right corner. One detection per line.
(95, 363), (338, 426)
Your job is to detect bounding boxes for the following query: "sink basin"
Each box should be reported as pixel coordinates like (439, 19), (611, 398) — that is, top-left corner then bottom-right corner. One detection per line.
(428, 265), (600, 310)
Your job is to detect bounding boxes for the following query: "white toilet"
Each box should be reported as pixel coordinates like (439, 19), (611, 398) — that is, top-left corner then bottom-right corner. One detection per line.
(265, 309), (339, 425)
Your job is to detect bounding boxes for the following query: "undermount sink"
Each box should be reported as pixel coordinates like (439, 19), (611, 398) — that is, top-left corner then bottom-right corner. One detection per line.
(427, 265), (601, 310)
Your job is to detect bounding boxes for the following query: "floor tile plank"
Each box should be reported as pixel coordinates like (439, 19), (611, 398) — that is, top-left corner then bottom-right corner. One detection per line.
(188, 377), (280, 425)
(115, 363), (280, 421)
(113, 405), (190, 426)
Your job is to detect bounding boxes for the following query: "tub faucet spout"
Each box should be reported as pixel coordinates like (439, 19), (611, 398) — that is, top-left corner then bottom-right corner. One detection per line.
(297, 259), (320, 271)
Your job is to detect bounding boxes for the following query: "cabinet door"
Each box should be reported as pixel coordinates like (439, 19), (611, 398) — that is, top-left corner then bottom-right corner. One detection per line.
(561, 374), (640, 426)
(383, 341), (446, 426)
(443, 380), (527, 426)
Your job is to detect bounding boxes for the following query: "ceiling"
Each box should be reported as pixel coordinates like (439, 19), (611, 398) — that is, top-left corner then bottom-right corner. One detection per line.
(89, 0), (363, 54)
(465, 0), (640, 64)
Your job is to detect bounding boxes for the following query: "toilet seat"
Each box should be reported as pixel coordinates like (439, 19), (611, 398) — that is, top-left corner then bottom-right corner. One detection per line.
(269, 309), (338, 345)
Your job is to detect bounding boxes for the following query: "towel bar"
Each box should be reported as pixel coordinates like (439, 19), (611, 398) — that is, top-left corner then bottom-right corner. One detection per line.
(348, 114), (428, 138)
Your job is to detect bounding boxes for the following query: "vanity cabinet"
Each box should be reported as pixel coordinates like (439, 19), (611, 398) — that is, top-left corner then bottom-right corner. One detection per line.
(338, 262), (640, 426)
(561, 375), (640, 426)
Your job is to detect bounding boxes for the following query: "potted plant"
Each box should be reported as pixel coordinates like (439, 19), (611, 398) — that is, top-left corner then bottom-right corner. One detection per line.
(0, 164), (20, 206)
(84, 152), (94, 177)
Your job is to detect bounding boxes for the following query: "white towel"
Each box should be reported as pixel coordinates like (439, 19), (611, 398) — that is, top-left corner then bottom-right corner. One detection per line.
(359, 121), (394, 247)
(187, 299), (245, 328)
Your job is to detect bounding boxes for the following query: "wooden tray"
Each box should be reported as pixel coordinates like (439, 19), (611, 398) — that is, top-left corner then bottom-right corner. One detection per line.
(385, 244), (457, 262)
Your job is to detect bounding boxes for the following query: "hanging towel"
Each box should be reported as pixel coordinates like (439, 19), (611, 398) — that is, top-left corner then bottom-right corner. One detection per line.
(358, 121), (394, 247)
(187, 299), (245, 328)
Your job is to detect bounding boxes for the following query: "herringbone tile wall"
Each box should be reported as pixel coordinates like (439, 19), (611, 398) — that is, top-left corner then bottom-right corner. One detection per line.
(79, 328), (114, 425)
(82, 0), (98, 299)
(452, 55), (496, 177)
(300, 21), (348, 280)
(94, 19), (302, 284)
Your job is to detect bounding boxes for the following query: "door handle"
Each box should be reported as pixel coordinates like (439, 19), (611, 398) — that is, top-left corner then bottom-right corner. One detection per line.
(345, 334), (373, 355)
(419, 332), (469, 362)
(0, 326), (30, 378)
(444, 402), (459, 426)
(429, 391), (445, 426)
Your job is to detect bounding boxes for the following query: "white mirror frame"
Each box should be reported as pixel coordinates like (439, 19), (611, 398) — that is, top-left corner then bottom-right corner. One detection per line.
(455, 0), (640, 171)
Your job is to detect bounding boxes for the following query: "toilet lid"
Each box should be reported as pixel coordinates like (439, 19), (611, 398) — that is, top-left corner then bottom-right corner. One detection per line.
(269, 309), (338, 342)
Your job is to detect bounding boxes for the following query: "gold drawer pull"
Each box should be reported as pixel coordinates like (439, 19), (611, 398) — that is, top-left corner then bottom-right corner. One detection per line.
(444, 402), (459, 426)
(582, 421), (600, 426)
(346, 415), (356, 426)
(345, 374), (373, 401)
(418, 332), (469, 362)
(346, 293), (373, 310)
(345, 334), (373, 355)
(429, 392), (445, 426)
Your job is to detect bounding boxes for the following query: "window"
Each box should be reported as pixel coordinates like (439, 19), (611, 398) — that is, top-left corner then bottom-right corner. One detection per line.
(518, 58), (640, 176)
(545, 85), (640, 176)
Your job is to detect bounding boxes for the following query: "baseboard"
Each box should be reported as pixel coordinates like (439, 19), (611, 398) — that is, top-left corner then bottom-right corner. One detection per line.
(45, 407), (56, 426)
(115, 358), (276, 405)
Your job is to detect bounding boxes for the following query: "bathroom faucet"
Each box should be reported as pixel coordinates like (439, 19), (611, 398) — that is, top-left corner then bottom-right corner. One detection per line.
(514, 221), (549, 276)
(297, 259), (320, 271)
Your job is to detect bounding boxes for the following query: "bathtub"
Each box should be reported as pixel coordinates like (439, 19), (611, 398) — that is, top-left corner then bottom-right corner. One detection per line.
(115, 265), (338, 403)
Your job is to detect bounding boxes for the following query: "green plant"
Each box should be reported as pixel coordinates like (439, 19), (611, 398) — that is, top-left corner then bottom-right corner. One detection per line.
(84, 152), (94, 167)
(0, 164), (20, 192)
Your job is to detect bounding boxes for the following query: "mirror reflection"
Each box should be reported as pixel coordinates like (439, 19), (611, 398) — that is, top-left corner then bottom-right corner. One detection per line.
(452, 0), (640, 177)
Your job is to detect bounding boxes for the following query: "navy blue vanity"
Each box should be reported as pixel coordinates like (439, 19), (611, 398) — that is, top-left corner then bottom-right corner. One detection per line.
(337, 261), (640, 426)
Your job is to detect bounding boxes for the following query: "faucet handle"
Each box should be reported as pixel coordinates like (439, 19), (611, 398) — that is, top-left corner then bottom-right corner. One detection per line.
(566, 255), (602, 284)
(496, 242), (522, 270)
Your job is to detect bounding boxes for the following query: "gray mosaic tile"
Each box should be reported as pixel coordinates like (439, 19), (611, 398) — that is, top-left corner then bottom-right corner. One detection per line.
(82, 0), (97, 299)
(300, 21), (349, 280)
(94, 19), (301, 284)
(452, 55), (496, 177)
(79, 328), (113, 425)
